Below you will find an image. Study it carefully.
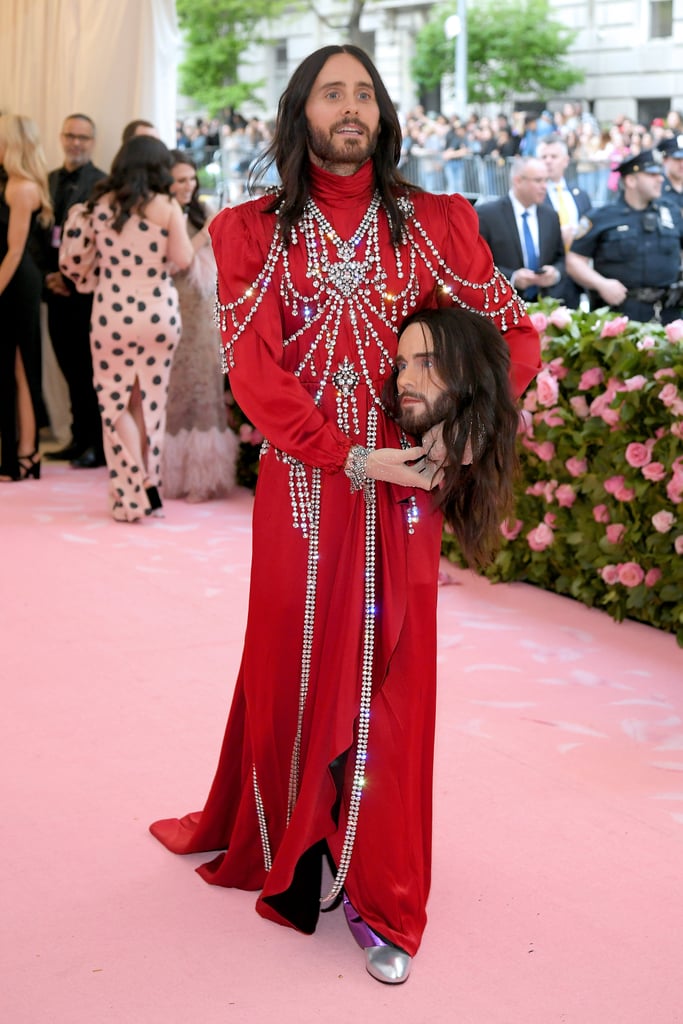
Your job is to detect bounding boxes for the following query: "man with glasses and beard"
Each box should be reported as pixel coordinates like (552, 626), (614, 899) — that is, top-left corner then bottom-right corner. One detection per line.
(44, 114), (106, 467)
(566, 151), (683, 324)
(150, 45), (539, 984)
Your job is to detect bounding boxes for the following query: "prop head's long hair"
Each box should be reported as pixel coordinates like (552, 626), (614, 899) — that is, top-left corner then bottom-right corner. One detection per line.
(384, 307), (520, 567)
(250, 44), (417, 245)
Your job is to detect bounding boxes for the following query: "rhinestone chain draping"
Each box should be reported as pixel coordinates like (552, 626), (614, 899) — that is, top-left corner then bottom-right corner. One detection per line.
(286, 467), (321, 821)
(320, 407), (378, 906)
(214, 191), (527, 396)
(252, 764), (273, 871)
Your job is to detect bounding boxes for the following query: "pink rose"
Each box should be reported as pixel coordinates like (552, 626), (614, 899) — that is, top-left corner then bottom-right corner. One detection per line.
(667, 476), (683, 504)
(555, 484), (576, 508)
(615, 484), (636, 501)
(536, 368), (560, 406)
(645, 568), (662, 587)
(525, 481), (547, 497)
(618, 562), (645, 587)
(578, 366), (604, 390)
(606, 523), (626, 544)
(500, 518), (523, 541)
(529, 311), (549, 334)
(624, 443), (652, 468)
(655, 368), (677, 380)
(518, 409), (534, 434)
(600, 564), (620, 584)
(547, 356), (568, 380)
(523, 390), (538, 412)
(542, 480), (558, 503)
(544, 512), (557, 528)
(623, 375), (648, 391)
(569, 395), (590, 418)
(549, 307), (573, 329)
(600, 316), (629, 337)
(659, 383), (679, 407)
(604, 475), (625, 495)
(538, 409), (565, 427)
(565, 456), (588, 477)
(636, 336), (656, 350)
(535, 441), (556, 462)
(590, 392), (621, 425)
(652, 510), (676, 533)
(675, 536), (683, 555)
(527, 522), (554, 551)
(593, 504), (610, 524)
(665, 319), (683, 343)
(642, 462), (666, 481)
(666, 466), (683, 504)
(671, 399), (683, 417)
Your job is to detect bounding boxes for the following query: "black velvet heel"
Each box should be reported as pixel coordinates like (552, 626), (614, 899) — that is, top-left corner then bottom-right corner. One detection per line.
(17, 451), (41, 480)
(145, 485), (163, 510)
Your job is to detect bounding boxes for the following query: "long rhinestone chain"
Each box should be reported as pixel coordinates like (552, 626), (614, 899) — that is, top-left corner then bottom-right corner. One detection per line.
(252, 765), (273, 871)
(286, 467), (321, 820)
(320, 407), (378, 906)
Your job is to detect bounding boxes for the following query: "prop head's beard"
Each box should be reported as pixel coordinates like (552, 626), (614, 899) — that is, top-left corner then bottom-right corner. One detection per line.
(395, 389), (452, 437)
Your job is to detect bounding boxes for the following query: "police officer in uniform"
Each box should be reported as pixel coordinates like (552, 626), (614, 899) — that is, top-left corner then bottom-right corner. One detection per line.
(565, 150), (683, 324)
(658, 135), (683, 210)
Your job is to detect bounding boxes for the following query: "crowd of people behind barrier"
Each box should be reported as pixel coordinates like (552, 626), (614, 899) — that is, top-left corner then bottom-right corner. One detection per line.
(178, 101), (683, 209)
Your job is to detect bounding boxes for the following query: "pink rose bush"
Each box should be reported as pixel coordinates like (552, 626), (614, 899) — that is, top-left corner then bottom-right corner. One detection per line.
(441, 303), (683, 646)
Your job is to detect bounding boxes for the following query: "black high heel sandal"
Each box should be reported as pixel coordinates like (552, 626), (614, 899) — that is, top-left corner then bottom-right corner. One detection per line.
(17, 451), (41, 480)
(145, 485), (163, 511)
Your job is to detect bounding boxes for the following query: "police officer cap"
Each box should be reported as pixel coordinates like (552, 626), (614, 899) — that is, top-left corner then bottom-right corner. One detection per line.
(658, 135), (683, 159)
(617, 150), (663, 176)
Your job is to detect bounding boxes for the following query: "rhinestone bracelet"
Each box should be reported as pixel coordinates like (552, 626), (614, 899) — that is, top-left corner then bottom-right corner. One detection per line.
(344, 445), (370, 492)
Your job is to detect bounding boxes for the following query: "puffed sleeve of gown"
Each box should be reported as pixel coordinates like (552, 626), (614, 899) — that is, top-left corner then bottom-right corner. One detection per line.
(58, 202), (100, 294)
(210, 202), (353, 474)
(429, 192), (541, 397)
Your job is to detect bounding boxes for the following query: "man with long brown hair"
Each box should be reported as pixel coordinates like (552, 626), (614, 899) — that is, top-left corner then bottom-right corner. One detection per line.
(151, 45), (540, 983)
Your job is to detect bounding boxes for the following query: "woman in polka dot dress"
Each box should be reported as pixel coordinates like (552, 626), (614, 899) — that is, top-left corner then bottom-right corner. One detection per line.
(59, 136), (193, 521)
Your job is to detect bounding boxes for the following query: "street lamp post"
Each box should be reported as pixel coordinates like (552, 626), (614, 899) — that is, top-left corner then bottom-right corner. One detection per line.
(445, 0), (467, 117)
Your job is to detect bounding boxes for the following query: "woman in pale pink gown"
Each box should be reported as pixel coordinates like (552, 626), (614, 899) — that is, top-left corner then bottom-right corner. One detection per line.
(60, 136), (193, 521)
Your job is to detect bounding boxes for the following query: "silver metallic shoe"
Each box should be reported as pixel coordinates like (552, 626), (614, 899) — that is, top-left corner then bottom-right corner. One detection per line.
(366, 945), (412, 984)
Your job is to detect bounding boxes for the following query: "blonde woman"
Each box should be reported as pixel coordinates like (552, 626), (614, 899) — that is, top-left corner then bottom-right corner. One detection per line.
(0, 114), (53, 481)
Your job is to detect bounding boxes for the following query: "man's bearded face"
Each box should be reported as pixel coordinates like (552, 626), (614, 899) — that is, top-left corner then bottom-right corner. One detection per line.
(394, 322), (450, 436)
(304, 53), (381, 172)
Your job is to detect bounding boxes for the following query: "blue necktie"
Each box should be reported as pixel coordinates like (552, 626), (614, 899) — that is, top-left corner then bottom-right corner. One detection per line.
(522, 210), (539, 299)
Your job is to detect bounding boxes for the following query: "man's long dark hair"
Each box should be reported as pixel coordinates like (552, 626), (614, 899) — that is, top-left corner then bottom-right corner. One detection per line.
(250, 44), (417, 245)
(384, 307), (520, 568)
(87, 135), (174, 232)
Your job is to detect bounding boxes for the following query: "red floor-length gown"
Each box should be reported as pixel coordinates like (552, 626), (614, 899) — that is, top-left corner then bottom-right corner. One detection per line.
(150, 161), (540, 955)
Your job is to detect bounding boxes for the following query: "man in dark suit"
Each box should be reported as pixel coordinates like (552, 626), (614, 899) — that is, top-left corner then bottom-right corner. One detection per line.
(44, 114), (106, 467)
(475, 156), (565, 302)
(538, 135), (592, 307)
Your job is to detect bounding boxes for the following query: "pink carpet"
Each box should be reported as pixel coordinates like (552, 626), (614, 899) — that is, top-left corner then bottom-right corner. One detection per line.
(3, 463), (682, 1024)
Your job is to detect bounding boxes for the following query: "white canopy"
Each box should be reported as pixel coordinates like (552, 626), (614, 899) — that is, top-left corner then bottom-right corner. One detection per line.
(0, 0), (179, 172)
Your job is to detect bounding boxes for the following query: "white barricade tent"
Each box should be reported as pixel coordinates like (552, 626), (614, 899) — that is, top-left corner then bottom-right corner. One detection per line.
(0, 0), (179, 171)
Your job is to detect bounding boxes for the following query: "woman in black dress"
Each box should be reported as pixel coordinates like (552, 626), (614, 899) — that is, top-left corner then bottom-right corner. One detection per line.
(0, 114), (53, 481)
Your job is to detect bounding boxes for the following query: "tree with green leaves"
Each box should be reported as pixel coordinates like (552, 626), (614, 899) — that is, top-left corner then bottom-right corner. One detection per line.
(176, 0), (288, 116)
(412, 0), (584, 108)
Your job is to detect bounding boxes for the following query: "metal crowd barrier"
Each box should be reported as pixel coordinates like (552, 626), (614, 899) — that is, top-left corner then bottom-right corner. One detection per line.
(212, 151), (614, 209)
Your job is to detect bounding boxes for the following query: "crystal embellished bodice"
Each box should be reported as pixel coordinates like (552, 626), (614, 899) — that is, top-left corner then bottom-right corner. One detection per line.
(215, 163), (524, 441)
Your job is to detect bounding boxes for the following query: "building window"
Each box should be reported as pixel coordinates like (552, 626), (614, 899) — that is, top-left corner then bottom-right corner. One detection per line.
(650, 0), (673, 38)
(272, 41), (289, 108)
